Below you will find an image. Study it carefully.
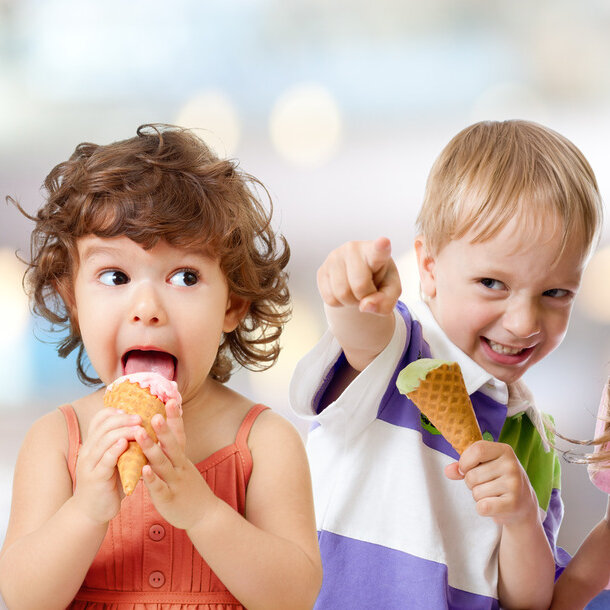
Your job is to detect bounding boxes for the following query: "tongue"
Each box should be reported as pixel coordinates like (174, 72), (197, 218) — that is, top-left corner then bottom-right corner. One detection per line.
(124, 351), (175, 380)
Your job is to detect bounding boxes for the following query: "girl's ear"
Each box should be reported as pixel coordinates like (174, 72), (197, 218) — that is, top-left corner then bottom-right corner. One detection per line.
(414, 235), (437, 299)
(223, 293), (250, 333)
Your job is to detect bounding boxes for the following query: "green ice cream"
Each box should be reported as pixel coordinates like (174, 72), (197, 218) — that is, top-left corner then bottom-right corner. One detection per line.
(396, 358), (455, 395)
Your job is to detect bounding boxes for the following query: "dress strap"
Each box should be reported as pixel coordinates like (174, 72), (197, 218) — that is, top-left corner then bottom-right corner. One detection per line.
(235, 404), (269, 484)
(58, 404), (81, 489)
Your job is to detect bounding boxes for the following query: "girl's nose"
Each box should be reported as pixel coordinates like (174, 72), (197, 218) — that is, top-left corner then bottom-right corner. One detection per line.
(128, 282), (167, 325)
(503, 299), (541, 339)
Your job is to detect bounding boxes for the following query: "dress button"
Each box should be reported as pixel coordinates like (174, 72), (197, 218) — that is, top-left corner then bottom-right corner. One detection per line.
(149, 570), (165, 588)
(149, 524), (165, 541)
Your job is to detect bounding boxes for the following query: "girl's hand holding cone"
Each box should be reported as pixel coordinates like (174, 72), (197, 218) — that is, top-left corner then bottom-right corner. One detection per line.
(135, 400), (216, 531)
(72, 408), (141, 524)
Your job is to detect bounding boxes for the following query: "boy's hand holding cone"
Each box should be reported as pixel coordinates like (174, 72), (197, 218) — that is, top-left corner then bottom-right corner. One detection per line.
(104, 372), (182, 495)
(397, 358), (482, 454)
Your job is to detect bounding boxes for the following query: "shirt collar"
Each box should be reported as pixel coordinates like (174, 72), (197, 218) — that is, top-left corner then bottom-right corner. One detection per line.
(408, 299), (509, 405)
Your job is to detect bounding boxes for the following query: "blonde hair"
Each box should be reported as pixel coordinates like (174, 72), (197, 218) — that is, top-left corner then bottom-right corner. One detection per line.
(417, 120), (603, 256)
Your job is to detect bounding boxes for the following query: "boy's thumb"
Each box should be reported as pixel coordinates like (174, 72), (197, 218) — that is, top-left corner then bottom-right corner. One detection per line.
(444, 462), (465, 480)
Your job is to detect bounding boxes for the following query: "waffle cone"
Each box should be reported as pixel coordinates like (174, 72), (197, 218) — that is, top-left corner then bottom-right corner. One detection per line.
(103, 380), (166, 495)
(408, 362), (482, 454)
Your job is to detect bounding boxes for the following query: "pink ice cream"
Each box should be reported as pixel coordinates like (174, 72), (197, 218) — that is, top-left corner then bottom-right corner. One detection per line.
(107, 372), (182, 410)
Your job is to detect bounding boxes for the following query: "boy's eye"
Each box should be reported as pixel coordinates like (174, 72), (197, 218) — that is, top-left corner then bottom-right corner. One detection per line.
(169, 270), (199, 287)
(480, 278), (504, 291)
(543, 288), (570, 298)
(99, 270), (129, 286)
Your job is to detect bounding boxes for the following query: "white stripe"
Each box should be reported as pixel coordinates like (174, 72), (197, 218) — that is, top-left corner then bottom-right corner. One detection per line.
(308, 419), (500, 598)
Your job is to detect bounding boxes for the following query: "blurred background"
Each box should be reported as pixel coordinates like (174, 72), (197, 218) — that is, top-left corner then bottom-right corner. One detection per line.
(1, 0), (609, 573)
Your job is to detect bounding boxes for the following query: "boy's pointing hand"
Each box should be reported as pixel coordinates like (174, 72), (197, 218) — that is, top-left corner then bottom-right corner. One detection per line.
(317, 237), (401, 316)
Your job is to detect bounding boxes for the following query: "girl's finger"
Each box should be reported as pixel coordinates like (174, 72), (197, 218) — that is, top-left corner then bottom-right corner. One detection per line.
(142, 465), (172, 503)
(135, 426), (177, 477)
(164, 402), (186, 448)
(89, 437), (129, 482)
(152, 415), (185, 465)
(86, 409), (141, 448)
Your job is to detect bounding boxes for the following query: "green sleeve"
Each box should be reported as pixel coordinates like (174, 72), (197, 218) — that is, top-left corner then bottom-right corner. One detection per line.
(498, 412), (561, 512)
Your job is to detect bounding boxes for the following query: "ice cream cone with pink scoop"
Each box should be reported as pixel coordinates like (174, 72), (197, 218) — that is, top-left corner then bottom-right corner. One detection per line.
(104, 352), (182, 495)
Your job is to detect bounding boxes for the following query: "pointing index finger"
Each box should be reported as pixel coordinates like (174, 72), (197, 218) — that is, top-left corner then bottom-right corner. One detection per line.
(364, 237), (392, 274)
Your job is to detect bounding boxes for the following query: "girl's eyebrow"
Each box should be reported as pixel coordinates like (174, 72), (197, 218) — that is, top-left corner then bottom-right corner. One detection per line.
(79, 244), (123, 262)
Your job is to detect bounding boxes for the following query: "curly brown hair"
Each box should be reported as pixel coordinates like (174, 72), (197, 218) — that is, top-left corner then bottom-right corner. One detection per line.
(11, 124), (291, 385)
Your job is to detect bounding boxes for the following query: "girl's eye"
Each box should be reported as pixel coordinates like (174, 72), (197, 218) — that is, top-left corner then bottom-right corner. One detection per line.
(99, 270), (129, 286)
(480, 278), (505, 291)
(543, 288), (570, 299)
(169, 270), (199, 287)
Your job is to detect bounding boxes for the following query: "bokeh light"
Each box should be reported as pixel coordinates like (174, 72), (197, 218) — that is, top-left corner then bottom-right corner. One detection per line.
(0, 248), (32, 408)
(577, 245), (610, 324)
(269, 83), (342, 168)
(395, 247), (421, 302)
(0, 248), (29, 343)
(175, 90), (241, 158)
(248, 298), (323, 420)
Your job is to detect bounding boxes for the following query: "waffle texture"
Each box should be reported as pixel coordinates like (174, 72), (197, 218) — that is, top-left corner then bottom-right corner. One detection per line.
(103, 380), (166, 495)
(406, 362), (482, 454)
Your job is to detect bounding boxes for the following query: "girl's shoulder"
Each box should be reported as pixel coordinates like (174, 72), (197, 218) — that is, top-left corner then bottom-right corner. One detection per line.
(244, 405), (307, 482)
(23, 389), (104, 456)
(23, 407), (72, 456)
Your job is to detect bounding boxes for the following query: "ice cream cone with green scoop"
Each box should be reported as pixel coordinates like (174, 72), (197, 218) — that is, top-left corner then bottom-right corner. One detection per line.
(397, 358), (482, 454)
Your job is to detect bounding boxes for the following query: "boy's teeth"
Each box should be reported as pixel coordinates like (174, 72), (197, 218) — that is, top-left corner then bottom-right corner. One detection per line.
(488, 340), (523, 355)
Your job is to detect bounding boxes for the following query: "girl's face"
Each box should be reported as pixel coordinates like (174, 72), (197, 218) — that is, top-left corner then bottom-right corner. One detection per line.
(416, 215), (588, 384)
(71, 235), (248, 402)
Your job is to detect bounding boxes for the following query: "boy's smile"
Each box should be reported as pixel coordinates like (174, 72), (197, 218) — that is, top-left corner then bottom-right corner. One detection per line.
(416, 215), (588, 384)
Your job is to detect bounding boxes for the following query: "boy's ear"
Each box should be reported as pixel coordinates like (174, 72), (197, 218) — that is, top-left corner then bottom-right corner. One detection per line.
(223, 293), (251, 333)
(414, 235), (437, 299)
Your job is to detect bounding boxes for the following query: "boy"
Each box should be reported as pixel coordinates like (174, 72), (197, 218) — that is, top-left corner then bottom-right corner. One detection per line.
(290, 120), (603, 609)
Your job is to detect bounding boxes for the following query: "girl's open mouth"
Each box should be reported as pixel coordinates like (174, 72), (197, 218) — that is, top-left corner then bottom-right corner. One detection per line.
(122, 349), (177, 380)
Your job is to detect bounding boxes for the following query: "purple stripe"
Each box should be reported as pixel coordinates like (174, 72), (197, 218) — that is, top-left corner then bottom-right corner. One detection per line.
(314, 352), (348, 414)
(542, 487), (571, 579)
(315, 531), (499, 610)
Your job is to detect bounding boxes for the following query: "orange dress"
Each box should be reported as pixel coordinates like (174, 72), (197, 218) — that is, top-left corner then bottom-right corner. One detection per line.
(59, 403), (268, 610)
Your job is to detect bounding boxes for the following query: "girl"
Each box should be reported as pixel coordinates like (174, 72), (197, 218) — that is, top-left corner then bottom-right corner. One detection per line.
(0, 125), (322, 610)
(551, 379), (610, 610)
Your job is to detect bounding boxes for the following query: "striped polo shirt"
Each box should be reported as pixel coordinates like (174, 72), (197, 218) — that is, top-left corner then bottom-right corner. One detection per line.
(290, 300), (567, 609)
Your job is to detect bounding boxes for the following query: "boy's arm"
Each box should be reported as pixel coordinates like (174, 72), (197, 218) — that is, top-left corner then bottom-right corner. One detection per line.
(550, 497), (610, 610)
(317, 238), (402, 401)
(497, 508), (555, 610)
(448, 441), (555, 610)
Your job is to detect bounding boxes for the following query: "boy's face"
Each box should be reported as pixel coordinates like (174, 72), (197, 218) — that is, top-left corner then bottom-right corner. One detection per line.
(71, 235), (247, 398)
(415, 216), (588, 384)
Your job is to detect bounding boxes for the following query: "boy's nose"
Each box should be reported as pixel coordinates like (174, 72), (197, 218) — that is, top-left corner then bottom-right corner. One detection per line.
(128, 282), (167, 325)
(502, 299), (540, 339)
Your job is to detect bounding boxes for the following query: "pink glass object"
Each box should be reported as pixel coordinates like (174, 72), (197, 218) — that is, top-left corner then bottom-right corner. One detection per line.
(588, 379), (610, 494)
